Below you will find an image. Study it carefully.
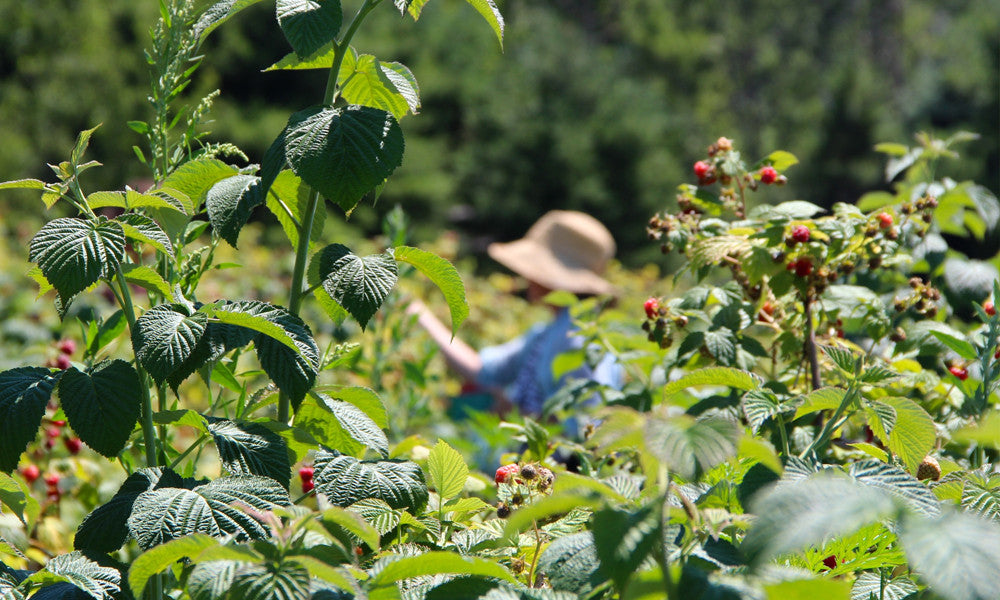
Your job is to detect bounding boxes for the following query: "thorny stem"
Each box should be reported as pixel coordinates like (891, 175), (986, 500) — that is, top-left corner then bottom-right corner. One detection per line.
(803, 292), (822, 391)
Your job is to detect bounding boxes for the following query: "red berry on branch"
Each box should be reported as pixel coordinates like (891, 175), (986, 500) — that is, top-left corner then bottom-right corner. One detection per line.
(47, 491), (61, 503)
(299, 466), (314, 482)
(794, 258), (813, 278)
(822, 555), (837, 570)
(44, 473), (60, 487)
(693, 161), (710, 180)
(21, 464), (40, 483)
(54, 354), (71, 370)
(877, 212), (893, 229)
(302, 479), (314, 493)
(46, 426), (61, 440)
(57, 339), (76, 355)
(949, 365), (968, 381)
(644, 297), (660, 320)
(495, 464), (520, 485)
(791, 225), (811, 244)
(984, 300), (996, 316)
(65, 437), (82, 455)
(51, 420), (66, 427)
(759, 166), (777, 184)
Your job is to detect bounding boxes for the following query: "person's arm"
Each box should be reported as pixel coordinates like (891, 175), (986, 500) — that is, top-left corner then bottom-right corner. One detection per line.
(406, 299), (482, 382)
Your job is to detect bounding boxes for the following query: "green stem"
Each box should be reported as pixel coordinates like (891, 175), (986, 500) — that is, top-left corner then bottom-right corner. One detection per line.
(801, 382), (858, 458)
(114, 263), (160, 468)
(803, 293), (821, 391)
(170, 433), (209, 469)
(276, 0), (381, 424)
(775, 413), (791, 458)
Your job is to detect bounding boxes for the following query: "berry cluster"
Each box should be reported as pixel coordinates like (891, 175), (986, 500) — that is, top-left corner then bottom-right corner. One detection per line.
(45, 338), (76, 371)
(892, 277), (942, 318)
(494, 463), (554, 519)
(299, 465), (315, 493)
(640, 297), (688, 349)
(20, 465), (62, 503)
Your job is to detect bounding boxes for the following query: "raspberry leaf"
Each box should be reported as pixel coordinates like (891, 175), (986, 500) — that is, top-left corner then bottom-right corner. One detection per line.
(0, 367), (62, 472)
(58, 360), (142, 458)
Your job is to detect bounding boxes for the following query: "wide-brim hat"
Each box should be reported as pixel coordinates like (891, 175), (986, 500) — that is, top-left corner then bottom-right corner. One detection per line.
(487, 210), (617, 296)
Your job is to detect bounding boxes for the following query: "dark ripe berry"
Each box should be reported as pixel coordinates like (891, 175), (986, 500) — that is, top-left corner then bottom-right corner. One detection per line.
(791, 225), (811, 244)
(511, 493), (524, 506)
(520, 464), (537, 480)
(877, 212), (894, 229)
(759, 166), (777, 184)
(496, 502), (510, 518)
(644, 297), (659, 320)
(916, 456), (941, 481)
(674, 315), (688, 328)
(302, 479), (314, 493)
(822, 556), (837, 570)
(949, 366), (968, 381)
(44, 473), (60, 487)
(794, 258), (813, 278)
(299, 466), (314, 482)
(693, 160), (710, 180)
(21, 464), (40, 483)
(54, 354), (71, 370)
(495, 464), (519, 484)
(995, 347), (1000, 360)
(64, 437), (82, 455)
(57, 339), (76, 355)
(984, 301), (996, 316)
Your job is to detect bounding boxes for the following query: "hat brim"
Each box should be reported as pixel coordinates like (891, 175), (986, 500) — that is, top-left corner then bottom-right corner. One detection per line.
(488, 239), (616, 296)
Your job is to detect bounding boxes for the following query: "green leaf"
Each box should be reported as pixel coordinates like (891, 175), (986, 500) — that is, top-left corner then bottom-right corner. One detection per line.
(961, 471), (1000, 520)
(274, 105), (404, 213)
(537, 532), (600, 596)
(742, 474), (898, 569)
(749, 200), (823, 220)
(265, 170), (326, 251)
(132, 304), (208, 384)
(661, 367), (760, 397)
(88, 190), (187, 214)
(762, 150), (799, 171)
(820, 345), (860, 375)
(57, 360), (141, 458)
(463, 0), (504, 48)
(953, 411), (1000, 449)
(929, 330), (978, 361)
(127, 475), (291, 550)
(29, 551), (121, 600)
(316, 244), (398, 329)
(851, 572), (918, 600)
(899, 510), (1000, 600)
(320, 506), (380, 551)
(75, 468), (184, 554)
(339, 49), (420, 120)
(195, 0), (267, 39)
(867, 397), (935, 474)
(502, 494), (601, 538)
(206, 174), (262, 248)
(232, 561), (311, 600)
(426, 439), (468, 501)
(741, 389), (787, 434)
(349, 497), (401, 535)
(313, 450), (428, 512)
(207, 300), (309, 356)
(857, 191), (897, 211)
(592, 505), (660, 594)
(0, 472), (37, 526)
(314, 386), (388, 428)
(0, 367), (61, 472)
(187, 561), (241, 600)
(265, 43), (336, 71)
(29, 218), (126, 306)
(368, 551), (515, 592)
(276, 0), (342, 58)
(794, 387), (847, 419)
(644, 414), (740, 480)
(764, 579), (851, 600)
(208, 419), (292, 489)
(394, 246), (467, 334)
(0, 178), (46, 191)
(848, 459), (940, 517)
(128, 534), (220, 597)
(294, 392), (388, 458)
(161, 158), (238, 212)
(120, 264), (173, 299)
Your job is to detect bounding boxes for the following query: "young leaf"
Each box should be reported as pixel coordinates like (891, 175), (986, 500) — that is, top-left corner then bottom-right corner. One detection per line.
(277, 105), (405, 213)
(120, 264), (173, 299)
(0, 367), (61, 472)
(928, 330), (978, 361)
(394, 246), (468, 334)
(867, 396), (935, 474)
(205, 174), (263, 248)
(320, 506), (381, 551)
(265, 170), (326, 251)
(961, 471), (1000, 520)
(367, 551), (515, 593)
(794, 387), (847, 419)
(592, 504), (660, 594)
(28, 551), (121, 600)
(763, 579), (851, 600)
(339, 50), (419, 120)
(314, 386), (388, 428)
(0, 472), (37, 527)
(294, 392), (388, 458)
(313, 450), (428, 512)
(349, 497), (401, 535)
(127, 534), (221, 597)
(57, 360), (142, 458)
(899, 510), (1000, 600)
(132, 304), (208, 384)
(276, 0), (342, 58)
(208, 418), (292, 489)
(463, 0), (504, 49)
(425, 439), (468, 501)
(820, 345), (860, 375)
(29, 218), (126, 306)
(537, 532), (600, 596)
(316, 244), (398, 329)
(661, 367), (760, 397)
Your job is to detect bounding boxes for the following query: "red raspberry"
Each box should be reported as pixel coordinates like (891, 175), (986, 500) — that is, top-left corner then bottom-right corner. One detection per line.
(47, 491), (61, 503)
(984, 300), (996, 316)
(495, 464), (519, 485)
(57, 339), (76, 355)
(759, 166), (777, 184)
(760, 301), (775, 317)
(794, 258), (813, 278)
(54, 354), (71, 370)
(949, 366), (968, 381)
(822, 555), (837, 570)
(693, 161), (710, 180)
(299, 466), (314, 482)
(46, 426), (61, 440)
(791, 225), (811, 244)
(302, 479), (314, 493)
(644, 298), (659, 320)
(877, 212), (893, 229)
(51, 420), (66, 427)
(994, 348), (1000, 360)
(65, 437), (82, 455)
(44, 473), (60, 487)
(21, 464), (40, 483)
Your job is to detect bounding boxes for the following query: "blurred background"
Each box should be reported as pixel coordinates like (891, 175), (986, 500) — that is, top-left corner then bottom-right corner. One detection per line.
(0, 0), (997, 267)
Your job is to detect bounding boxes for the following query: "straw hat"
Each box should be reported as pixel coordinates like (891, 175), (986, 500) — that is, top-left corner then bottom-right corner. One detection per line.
(487, 210), (616, 296)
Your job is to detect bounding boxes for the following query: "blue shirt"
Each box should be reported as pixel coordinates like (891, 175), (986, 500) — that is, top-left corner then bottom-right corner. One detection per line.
(477, 309), (623, 415)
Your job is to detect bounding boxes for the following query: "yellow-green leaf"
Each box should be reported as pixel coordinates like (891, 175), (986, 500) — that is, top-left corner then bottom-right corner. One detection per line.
(426, 439), (468, 501)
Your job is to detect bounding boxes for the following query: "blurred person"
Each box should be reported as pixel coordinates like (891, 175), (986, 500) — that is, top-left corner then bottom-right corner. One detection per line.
(407, 210), (623, 421)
